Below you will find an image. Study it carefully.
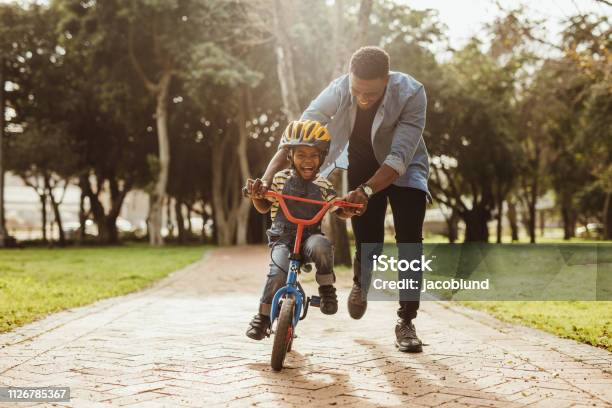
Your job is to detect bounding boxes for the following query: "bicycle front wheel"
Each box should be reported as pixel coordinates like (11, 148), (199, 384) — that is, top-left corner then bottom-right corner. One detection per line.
(270, 297), (295, 371)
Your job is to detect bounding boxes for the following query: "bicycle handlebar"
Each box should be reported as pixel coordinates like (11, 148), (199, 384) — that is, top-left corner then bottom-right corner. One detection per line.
(242, 187), (364, 226)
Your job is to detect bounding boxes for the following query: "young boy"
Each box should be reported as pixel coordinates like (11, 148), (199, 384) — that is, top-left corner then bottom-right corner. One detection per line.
(245, 120), (354, 340)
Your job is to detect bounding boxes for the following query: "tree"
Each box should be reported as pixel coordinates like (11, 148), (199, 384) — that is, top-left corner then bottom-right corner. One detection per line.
(0, 3), (34, 246)
(562, 14), (612, 239)
(2, 3), (81, 246)
(63, 0), (254, 245)
(428, 40), (520, 242)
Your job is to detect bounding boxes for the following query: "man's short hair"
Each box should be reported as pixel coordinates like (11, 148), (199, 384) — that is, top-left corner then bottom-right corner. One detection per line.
(349, 46), (390, 80)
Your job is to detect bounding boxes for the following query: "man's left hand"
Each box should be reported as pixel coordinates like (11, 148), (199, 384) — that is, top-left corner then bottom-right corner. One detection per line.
(343, 189), (369, 216)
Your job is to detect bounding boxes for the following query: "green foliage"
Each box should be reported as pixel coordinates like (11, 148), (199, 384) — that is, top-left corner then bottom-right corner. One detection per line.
(2, 1), (610, 244)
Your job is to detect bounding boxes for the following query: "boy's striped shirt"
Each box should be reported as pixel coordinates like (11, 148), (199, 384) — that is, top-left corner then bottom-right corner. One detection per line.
(267, 168), (337, 221)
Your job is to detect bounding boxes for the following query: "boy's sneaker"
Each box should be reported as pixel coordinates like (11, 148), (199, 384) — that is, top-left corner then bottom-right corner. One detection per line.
(246, 313), (270, 340)
(319, 285), (338, 315)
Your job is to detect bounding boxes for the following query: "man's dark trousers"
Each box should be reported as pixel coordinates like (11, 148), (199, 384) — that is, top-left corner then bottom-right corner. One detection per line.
(349, 182), (426, 321)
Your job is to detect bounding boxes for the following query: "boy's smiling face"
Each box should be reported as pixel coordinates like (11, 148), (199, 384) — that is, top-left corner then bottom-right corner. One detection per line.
(291, 146), (321, 180)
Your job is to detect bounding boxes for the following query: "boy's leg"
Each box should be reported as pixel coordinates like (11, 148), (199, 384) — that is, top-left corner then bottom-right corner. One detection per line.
(260, 243), (291, 314)
(246, 243), (290, 340)
(302, 234), (334, 285)
(302, 234), (337, 314)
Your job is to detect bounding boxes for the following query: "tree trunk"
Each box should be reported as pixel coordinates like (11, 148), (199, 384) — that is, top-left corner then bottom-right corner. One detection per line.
(211, 135), (234, 246)
(235, 87), (253, 245)
(603, 192), (612, 240)
(463, 206), (490, 242)
(507, 198), (519, 242)
(45, 176), (66, 247)
(78, 190), (87, 244)
(0, 57), (6, 247)
(79, 174), (129, 245)
(356, 0), (374, 46)
(186, 205), (192, 237)
(103, 217), (118, 244)
(271, 0), (301, 120)
(149, 70), (172, 246)
(326, 171), (351, 266)
(527, 201), (536, 244)
(446, 208), (459, 243)
(528, 176), (538, 243)
(561, 206), (571, 240)
(175, 199), (185, 244)
(496, 201), (503, 244)
(331, 0), (349, 76)
(247, 206), (266, 244)
(40, 193), (47, 243)
(166, 197), (174, 239)
(148, 192), (163, 245)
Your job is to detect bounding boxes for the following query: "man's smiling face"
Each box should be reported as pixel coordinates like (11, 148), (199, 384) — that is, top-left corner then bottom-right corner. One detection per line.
(291, 145), (321, 180)
(350, 73), (388, 110)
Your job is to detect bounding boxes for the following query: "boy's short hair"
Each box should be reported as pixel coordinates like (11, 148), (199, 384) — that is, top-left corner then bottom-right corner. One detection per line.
(349, 46), (390, 80)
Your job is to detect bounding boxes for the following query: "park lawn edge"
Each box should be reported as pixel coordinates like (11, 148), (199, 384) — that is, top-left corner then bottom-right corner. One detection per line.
(459, 301), (611, 352)
(0, 245), (210, 333)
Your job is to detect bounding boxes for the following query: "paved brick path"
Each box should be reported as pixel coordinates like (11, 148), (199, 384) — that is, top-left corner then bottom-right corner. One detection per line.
(1, 246), (610, 407)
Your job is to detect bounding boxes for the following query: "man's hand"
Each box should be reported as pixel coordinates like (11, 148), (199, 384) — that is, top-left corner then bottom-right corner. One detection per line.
(245, 178), (269, 199)
(343, 188), (369, 216)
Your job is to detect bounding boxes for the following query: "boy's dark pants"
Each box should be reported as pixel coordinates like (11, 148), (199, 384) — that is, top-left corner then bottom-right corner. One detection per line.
(350, 185), (426, 321)
(259, 234), (334, 316)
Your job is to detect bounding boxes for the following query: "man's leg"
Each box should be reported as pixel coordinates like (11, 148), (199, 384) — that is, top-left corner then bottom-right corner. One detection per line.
(302, 234), (337, 315)
(348, 190), (387, 319)
(246, 243), (290, 340)
(388, 185), (426, 352)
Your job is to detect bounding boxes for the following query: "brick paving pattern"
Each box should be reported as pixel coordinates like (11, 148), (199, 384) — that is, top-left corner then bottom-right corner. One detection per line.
(1, 246), (610, 407)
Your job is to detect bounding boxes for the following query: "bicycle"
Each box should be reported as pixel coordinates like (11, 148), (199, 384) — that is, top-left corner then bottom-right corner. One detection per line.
(243, 188), (363, 371)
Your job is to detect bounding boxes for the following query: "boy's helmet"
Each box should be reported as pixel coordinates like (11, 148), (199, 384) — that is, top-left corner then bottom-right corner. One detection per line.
(279, 120), (331, 160)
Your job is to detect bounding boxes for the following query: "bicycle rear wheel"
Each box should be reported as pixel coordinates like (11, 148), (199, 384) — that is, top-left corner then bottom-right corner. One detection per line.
(271, 297), (295, 371)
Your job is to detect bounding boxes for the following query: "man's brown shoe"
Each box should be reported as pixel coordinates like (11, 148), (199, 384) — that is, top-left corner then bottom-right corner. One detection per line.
(347, 284), (367, 319)
(395, 319), (423, 353)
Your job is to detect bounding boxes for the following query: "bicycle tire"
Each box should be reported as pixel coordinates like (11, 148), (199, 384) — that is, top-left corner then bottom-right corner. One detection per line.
(270, 297), (295, 371)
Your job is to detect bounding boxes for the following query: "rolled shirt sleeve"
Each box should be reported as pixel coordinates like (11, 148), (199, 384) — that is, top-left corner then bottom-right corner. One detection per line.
(382, 85), (427, 176)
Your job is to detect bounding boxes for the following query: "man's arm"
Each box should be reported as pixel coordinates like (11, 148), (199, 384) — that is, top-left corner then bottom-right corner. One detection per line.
(256, 78), (343, 189)
(364, 164), (400, 194)
(380, 85), (427, 180)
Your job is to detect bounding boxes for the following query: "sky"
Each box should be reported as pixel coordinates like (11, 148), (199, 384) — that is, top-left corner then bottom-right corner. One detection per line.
(403, 0), (609, 49)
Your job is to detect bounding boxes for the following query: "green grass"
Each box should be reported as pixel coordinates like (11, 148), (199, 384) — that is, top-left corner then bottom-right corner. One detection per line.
(460, 301), (612, 351)
(0, 244), (208, 333)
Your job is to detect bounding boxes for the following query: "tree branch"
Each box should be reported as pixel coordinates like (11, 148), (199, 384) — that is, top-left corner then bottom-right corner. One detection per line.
(128, 24), (158, 93)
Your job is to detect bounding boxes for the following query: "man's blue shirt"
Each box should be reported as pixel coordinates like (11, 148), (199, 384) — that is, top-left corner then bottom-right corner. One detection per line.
(299, 71), (430, 201)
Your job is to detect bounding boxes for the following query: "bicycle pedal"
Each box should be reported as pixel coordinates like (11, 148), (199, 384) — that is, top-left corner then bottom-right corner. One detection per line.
(309, 296), (321, 307)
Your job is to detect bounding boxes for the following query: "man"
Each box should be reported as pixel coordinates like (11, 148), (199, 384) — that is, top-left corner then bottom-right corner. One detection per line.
(251, 46), (429, 352)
